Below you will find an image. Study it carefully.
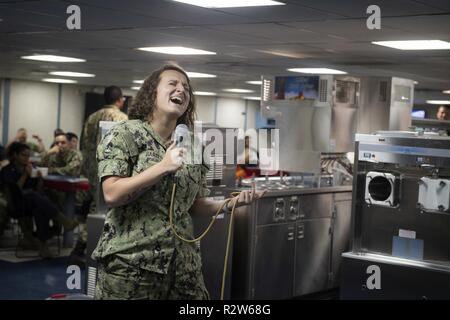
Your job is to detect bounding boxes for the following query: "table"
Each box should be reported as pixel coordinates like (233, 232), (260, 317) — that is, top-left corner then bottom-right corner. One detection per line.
(43, 175), (89, 248)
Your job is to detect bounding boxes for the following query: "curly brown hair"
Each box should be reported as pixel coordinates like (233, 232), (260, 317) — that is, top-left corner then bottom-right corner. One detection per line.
(128, 64), (196, 129)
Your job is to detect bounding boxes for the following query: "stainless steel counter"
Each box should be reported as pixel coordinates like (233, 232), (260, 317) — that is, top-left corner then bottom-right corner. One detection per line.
(206, 185), (354, 300)
(246, 185), (352, 197)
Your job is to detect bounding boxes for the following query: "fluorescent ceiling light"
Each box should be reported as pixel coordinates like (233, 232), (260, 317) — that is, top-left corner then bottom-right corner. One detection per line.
(243, 96), (261, 100)
(426, 100), (450, 105)
(413, 81), (419, 85)
(42, 78), (77, 84)
(194, 91), (217, 96)
(137, 46), (216, 55)
(372, 40), (450, 50)
(258, 49), (313, 59)
(22, 55), (85, 62)
(223, 88), (254, 93)
(131, 87), (141, 90)
(443, 90), (450, 94)
(288, 68), (346, 74)
(186, 72), (216, 78)
(49, 71), (95, 77)
(172, 0), (285, 8)
(136, 72), (217, 80)
(246, 81), (262, 85)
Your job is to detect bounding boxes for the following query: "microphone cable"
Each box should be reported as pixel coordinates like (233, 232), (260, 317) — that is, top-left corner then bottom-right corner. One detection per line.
(168, 182), (241, 300)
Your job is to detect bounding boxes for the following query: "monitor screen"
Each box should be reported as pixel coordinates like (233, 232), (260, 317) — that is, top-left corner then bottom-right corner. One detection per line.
(411, 109), (426, 118)
(274, 76), (319, 100)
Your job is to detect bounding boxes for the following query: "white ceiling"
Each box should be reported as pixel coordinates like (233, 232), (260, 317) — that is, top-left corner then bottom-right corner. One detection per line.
(0, 0), (449, 96)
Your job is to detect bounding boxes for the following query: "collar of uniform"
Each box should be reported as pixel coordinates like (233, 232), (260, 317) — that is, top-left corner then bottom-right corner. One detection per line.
(141, 120), (172, 150)
(104, 104), (120, 110)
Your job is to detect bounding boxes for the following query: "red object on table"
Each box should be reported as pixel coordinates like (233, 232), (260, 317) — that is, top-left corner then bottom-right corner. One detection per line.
(43, 176), (90, 192)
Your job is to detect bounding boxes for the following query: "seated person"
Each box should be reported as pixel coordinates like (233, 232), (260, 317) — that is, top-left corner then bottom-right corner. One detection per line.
(436, 105), (449, 121)
(0, 143), (8, 169)
(40, 132), (82, 176)
(0, 186), (8, 236)
(236, 136), (260, 179)
(0, 142), (78, 257)
(9, 128), (45, 154)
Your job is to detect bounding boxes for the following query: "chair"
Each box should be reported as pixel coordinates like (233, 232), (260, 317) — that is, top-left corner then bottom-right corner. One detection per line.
(2, 183), (61, 258)
(13, 217), (61, 259)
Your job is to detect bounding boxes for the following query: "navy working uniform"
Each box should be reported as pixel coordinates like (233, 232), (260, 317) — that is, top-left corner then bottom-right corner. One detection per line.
(93, 119), (210, 299)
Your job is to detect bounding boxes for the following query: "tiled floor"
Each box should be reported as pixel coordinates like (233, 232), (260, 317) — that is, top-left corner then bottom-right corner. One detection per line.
(0, 255), (86, 300)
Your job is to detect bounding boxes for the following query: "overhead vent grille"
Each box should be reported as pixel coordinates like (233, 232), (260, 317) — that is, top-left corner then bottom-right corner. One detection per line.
(262, 79), (273, 102)
(319, 79), (328, 102)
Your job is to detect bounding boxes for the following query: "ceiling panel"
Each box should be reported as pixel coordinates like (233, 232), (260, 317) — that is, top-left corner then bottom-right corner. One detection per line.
(212, 1), (343, 22)
(73, 0), (259, 26)
(0, 0), (449, 92)
(290, 0), (444, 18)
(210, 23), (327, 43)
(382, 15), (450, 39)
(411, 0), (450, 11)
(284, 19), (419, 42)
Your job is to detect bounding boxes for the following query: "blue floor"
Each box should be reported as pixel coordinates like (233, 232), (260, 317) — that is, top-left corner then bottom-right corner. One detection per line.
(0, 257), (86, 300)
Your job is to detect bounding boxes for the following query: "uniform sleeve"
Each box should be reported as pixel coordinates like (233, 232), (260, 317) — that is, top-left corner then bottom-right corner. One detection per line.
(196, 164), (211, 198)
(96, 127), (131, 180)
(50, 151), (82, 176)
(40, 152), (50, 167)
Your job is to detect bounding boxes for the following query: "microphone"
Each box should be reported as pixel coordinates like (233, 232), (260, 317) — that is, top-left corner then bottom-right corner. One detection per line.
(171, 124), (189, 182)
(173, 124), (189, 148)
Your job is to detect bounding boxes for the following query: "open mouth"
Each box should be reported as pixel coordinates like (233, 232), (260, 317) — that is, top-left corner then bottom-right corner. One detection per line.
(170, 96), (184, 105)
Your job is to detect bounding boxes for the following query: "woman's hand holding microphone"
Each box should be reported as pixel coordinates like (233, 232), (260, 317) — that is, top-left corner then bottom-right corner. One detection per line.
(160, 141), (186, 175)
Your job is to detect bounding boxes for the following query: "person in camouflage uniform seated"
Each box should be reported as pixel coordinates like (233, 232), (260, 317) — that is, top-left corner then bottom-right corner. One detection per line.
(40, 132), (82, 215)
(40, 133), (82, 177)
(9, 128), (45, 155)
(93, 64), (265, 300)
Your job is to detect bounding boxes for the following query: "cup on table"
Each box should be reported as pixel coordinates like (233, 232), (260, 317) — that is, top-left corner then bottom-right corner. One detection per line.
(36, 167), (48, 177)
(31, 168), (38, 178)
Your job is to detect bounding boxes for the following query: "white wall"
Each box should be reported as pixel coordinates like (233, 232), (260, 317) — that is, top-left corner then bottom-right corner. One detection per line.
(4, 79), (91, 148)
(2, 78), (257, 148)
(8, 79), (58, 148)
(216, 97), (246, 129)
(246, 100), (258, 130)
(195, 96), (216, 124)
(195, 96), (258, 130)
(60, 85), (89, 139)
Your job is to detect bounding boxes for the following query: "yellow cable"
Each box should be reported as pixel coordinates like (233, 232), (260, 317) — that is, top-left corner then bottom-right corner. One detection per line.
(169, 183), (240, 300)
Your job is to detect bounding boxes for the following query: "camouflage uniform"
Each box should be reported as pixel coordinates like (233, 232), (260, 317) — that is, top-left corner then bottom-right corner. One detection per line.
(81, 105), (128, 203)
(40, 149), (82, 212)
(26, 141), (41, 154)
(92, 120), (211, 300)
(40, 148), (82, 176)
(78, 105), (127, 244)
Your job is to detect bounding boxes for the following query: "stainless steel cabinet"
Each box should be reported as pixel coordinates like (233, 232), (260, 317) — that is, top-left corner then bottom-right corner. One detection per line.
(232, 188), (352, 299)
(253, 223), (295, 299)
(330, 195), (352, 287)
(294, 218), (331, 296)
